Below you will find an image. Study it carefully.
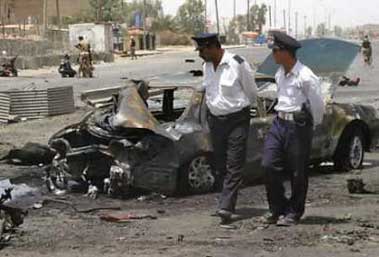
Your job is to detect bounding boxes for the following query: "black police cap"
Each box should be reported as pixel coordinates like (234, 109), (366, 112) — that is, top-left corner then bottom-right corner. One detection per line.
(191, 33), (220, 49)
(268, 31), (301, 51)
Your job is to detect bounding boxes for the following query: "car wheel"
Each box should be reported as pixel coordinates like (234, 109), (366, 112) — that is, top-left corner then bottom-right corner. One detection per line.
(178, 154), (216, 195)
(334, 128), (365, 172)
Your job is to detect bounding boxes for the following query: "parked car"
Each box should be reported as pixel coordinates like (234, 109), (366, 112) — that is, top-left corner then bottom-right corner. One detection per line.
(47, 39), (379, 196)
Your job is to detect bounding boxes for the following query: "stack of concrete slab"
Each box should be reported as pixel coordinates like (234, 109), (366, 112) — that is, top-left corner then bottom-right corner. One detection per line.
(0, 86), (75, 123)
(0, 93), (10, 123)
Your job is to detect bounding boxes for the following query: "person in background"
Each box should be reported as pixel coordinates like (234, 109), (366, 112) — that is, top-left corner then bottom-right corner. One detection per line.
(130, 36), (137, 60)
(361, 35), (373, 65)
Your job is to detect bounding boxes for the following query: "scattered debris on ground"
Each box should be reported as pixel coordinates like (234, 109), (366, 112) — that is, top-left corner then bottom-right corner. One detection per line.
(0, 142), (56, 165)
(347, 178), (371, 194)
(0, 188), (26, 245)
(99, 212), (157, 223)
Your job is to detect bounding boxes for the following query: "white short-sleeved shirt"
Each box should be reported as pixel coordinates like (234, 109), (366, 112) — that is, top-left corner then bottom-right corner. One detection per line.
(275, 61), (325, 125)
(202, 51), (257, 116)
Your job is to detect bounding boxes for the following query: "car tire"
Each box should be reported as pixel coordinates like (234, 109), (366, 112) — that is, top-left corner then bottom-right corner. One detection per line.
(177, 153), (217, 195)
(334, 127), (365, 172)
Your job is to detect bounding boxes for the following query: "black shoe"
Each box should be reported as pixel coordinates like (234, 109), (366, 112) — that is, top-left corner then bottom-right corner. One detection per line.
(260, 213), (280, 225)
(217, 209), (232, 224)
(276, 214), (299, 227)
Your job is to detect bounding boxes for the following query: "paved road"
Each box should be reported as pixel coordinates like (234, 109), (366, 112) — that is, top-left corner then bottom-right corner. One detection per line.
(1, 42), (378, 108)
(0, 46), (268, 105)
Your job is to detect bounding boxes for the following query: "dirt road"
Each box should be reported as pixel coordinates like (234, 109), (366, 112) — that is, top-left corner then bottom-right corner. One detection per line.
(1, 112), (379, 257)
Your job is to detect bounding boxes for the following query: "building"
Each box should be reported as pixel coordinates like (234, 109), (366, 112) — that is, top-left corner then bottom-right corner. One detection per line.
(69, 23), (113, 53)
(1, 0), (90, 24)
(356, 24), (379, 39)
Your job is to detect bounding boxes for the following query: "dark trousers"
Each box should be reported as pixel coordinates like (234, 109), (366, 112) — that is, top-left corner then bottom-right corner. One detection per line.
(262, 116), (313, 219)
(208, 107), (250, 212)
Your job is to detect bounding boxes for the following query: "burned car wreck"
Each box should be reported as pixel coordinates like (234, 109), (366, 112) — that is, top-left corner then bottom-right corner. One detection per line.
(48, 38), (379, 197)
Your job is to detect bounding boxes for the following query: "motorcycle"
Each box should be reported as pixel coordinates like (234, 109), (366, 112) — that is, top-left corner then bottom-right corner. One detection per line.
(0, 56), (18, 77)
(58, 55), (77, 78)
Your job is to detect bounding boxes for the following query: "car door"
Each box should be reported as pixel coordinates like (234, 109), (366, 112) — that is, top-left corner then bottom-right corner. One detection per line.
(310, 102), (335, 161)
(244, 99), (275, 181)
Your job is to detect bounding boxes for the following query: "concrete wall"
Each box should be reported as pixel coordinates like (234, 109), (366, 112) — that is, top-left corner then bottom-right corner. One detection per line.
(69, 23), (113, 53)
(0, 39), (56, 56)
(0, 52), (114, 70)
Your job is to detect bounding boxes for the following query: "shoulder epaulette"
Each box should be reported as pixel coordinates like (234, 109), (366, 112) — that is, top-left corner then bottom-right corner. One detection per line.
(233, 55), (245, 64)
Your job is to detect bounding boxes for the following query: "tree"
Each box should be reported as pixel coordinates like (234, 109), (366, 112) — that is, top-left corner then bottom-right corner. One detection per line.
(227, 15), (247, 44)
(88, 0), (123, 22)
(120, 0), (164, 28)
(151, 15), (177, 32)
(248, 4), (267, 33)
(316, 23), (327, 37)
(175, 0), (205, 35)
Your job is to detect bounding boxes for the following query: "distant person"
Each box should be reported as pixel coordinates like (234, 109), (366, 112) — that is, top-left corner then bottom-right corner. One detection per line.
(75, 36), (94, 78)
(361, 35), (373, 65)
(130, 37), (137, 60)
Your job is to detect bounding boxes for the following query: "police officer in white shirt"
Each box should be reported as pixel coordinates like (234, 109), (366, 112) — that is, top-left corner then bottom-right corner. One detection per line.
(192, 33), (257, 224)
(262, 32), (325, 226)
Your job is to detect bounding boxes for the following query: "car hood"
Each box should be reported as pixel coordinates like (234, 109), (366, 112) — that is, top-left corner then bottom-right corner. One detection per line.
(257, 38), (360, 98)
(258, 38), (360, 78)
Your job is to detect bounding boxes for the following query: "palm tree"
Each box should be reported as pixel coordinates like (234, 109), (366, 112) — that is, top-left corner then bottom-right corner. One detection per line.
(257, 4), (267, 34)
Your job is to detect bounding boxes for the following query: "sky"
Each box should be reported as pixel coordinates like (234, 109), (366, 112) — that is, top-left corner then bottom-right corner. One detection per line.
(160, 0), (379, 31)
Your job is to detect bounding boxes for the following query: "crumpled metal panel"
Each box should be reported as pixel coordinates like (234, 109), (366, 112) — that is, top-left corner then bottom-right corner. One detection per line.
(112, 86), (159, 130)
(110, 86), (182, 141)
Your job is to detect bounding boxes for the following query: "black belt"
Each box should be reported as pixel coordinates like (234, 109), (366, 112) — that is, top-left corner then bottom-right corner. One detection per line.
(209, 107), (250, 119)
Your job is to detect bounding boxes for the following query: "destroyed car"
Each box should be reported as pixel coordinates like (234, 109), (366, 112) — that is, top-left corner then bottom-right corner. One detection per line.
(48, 38), (379, 196)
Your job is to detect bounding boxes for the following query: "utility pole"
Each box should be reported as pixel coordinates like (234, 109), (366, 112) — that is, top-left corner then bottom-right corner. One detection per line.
(247, 0), (250, 31)
(42, 0), (48, 36)
(215, 0), (220, 34)
(283, 9), (286, 32)
(295, 11), (298, 38)
(143, 0), (147, 50)
(328, 13), (331, 34)
(274, 0), (277, 28)
(269, 5), (272, 28)
(304, 15), (307, 38)
(288, 0), (291, 34)
(312, 0), (316, 34)
(204, 0), (207, 32)
(233, 0), (236, 18)
(56, 0), (61, 29)
(1, 0), (5, 37)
